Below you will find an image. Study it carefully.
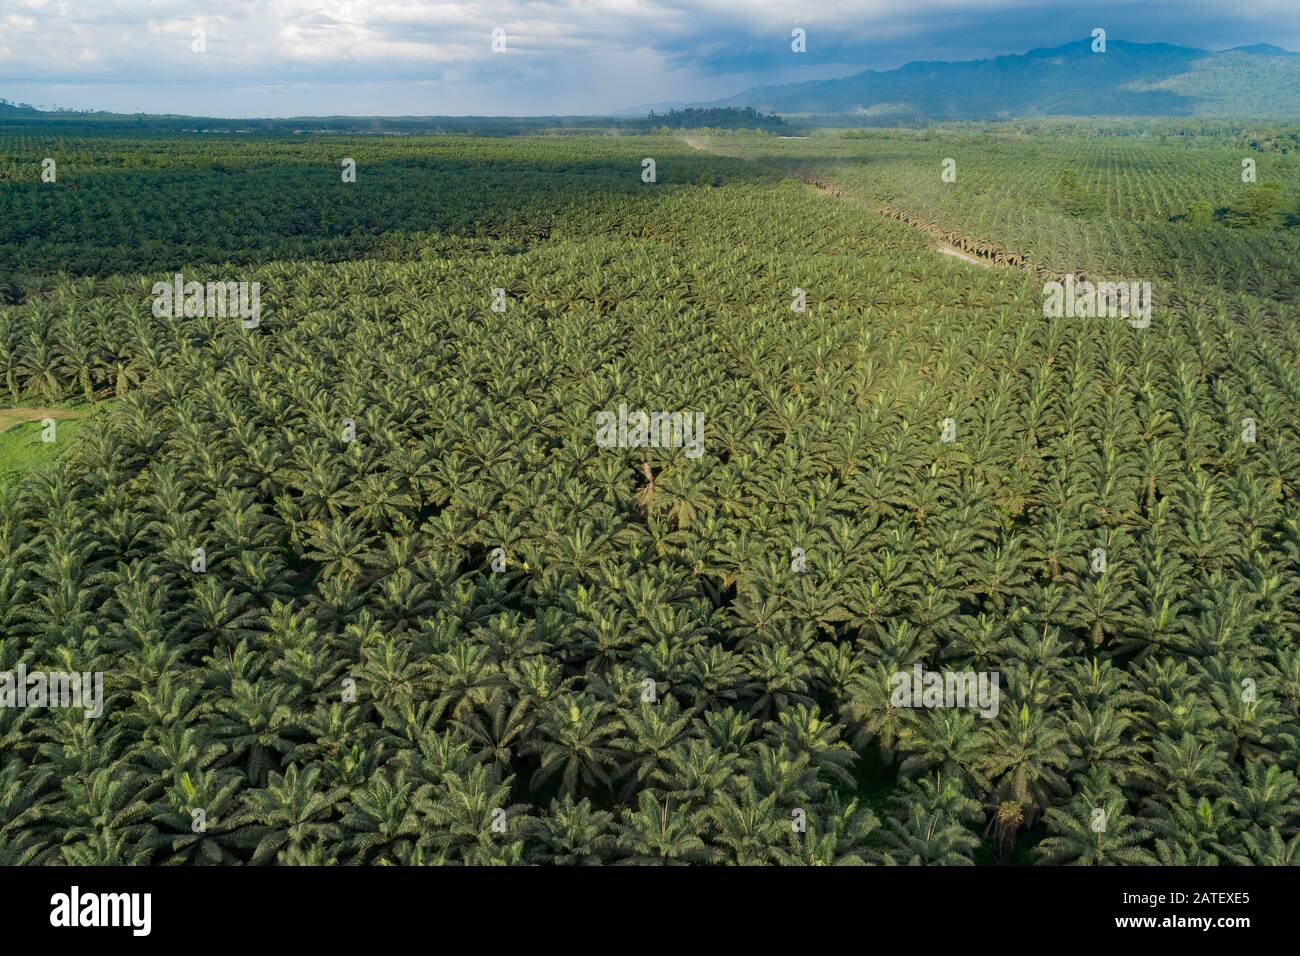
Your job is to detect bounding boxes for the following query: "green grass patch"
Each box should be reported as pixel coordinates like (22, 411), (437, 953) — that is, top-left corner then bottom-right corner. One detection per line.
(0, 414), (89, 485)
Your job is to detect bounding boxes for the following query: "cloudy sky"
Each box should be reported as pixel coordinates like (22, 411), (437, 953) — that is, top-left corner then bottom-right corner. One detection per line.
(3, 0), (1299, 117)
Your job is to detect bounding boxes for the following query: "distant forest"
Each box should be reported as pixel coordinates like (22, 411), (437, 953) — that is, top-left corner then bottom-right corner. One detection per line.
(635, 107), (786, 130)
(0, 103), (786, 136)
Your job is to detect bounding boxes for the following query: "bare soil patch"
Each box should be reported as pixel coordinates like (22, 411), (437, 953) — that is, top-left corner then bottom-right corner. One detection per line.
(0, 407), (84, 432)
(937, 244), (991, 267)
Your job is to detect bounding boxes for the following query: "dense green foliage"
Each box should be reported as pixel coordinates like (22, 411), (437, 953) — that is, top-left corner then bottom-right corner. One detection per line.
(0, 130), (757, 282)
(698, 121), (1300, 300)
(1, 123), (1298, 865)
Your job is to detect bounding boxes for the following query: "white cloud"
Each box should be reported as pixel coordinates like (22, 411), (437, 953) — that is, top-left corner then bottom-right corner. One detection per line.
(1, 1), (1297, 115)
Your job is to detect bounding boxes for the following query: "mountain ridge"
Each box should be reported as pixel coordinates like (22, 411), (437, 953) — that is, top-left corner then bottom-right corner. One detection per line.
(696, 38), (1300, 121)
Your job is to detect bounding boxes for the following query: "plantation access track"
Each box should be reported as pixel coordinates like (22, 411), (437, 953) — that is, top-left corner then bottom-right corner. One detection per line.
(685, 135), (1093, 281)
(0, 406), (83, 431)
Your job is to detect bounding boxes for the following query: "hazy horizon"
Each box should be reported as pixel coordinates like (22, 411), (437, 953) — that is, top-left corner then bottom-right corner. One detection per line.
(4, 1), (1300, 119)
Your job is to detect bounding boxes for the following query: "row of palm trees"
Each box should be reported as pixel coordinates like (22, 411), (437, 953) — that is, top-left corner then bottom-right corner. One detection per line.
(0, 125), (763, 284)
(0, 304), (149, 402)
(1, 129), (1298, 864)
(702, 125), (1300, 302)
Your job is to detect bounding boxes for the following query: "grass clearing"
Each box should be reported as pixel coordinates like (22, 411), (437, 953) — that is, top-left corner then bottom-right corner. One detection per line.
(0, 406), (89, 484)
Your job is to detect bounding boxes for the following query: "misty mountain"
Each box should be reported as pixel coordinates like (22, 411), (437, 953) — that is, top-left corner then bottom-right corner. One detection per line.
(701, 39), (1300, 120)
(1228, 44), (1297, 56)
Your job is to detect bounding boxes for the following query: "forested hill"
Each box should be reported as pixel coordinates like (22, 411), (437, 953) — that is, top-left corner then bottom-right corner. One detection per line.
(628, 107), (785, 130)
(0, 100), (43, 116)
(705, 39), (1300, 121)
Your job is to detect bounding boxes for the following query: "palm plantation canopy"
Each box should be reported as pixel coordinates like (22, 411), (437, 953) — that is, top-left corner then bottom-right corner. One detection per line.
(0, 120), (1298, 865)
